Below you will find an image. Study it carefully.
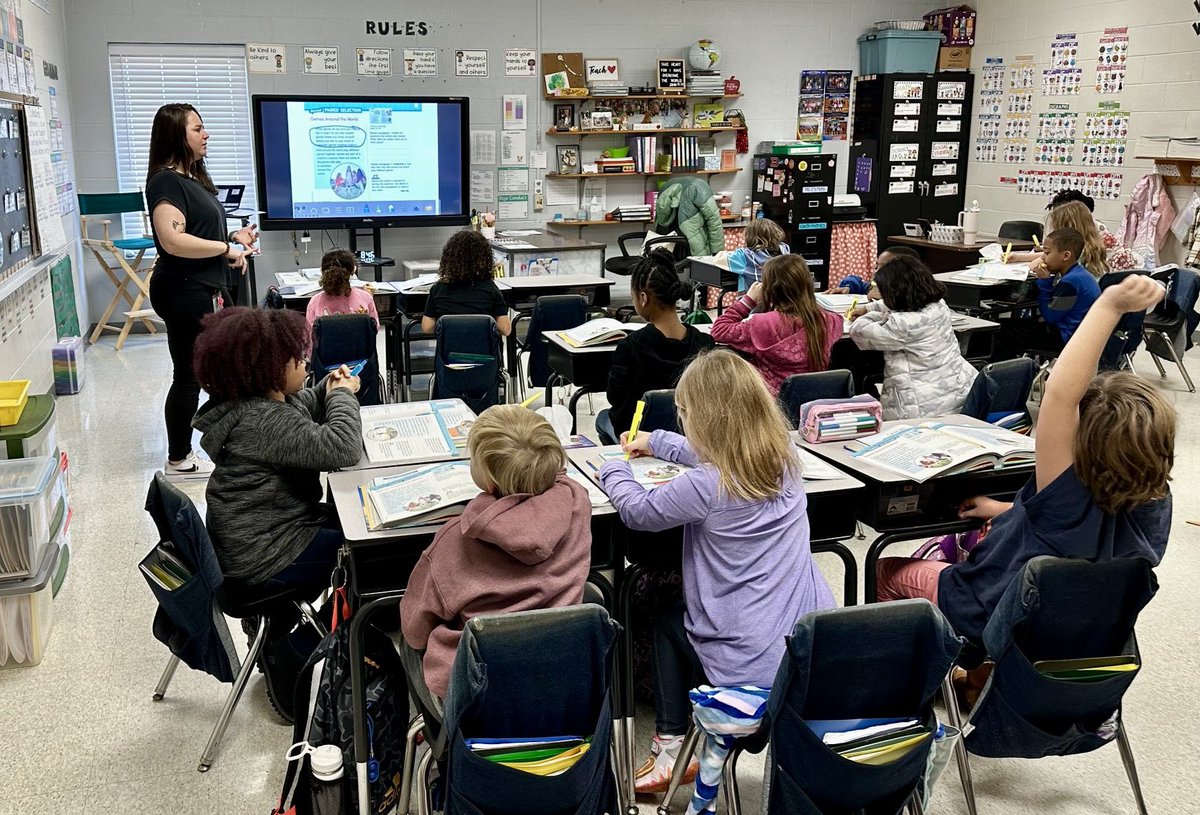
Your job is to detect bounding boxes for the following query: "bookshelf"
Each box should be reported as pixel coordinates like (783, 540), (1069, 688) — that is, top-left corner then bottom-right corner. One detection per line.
(545, 168), (742, 179)
(546, 126), (746, 138)
(544, 93), (743, 101)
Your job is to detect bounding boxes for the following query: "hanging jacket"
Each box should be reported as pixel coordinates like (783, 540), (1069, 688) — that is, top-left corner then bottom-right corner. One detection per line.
(653, 176), (725, 256)
(849, 300), (978, 420)
(1118, 173), (1177, 264)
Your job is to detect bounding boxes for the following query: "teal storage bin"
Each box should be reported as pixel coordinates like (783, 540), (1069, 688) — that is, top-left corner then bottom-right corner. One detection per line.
(858, 30), (944, 75)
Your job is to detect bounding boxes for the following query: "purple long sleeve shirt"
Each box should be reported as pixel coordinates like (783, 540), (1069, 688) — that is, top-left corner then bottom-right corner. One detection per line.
(599, 430), (835, 686)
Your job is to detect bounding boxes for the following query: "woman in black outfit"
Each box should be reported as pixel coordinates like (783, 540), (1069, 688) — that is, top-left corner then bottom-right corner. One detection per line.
(146, 104), (257, 476)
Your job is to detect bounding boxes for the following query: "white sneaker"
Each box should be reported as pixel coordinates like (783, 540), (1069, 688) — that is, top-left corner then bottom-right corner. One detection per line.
(165, 451), (214, 481)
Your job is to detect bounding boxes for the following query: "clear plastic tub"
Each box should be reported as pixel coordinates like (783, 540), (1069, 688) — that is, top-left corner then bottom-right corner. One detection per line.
(0, 540), (61, 668)
(0, 456), (60, 580)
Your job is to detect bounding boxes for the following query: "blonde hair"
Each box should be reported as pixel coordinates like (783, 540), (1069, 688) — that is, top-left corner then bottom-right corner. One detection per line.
(761, 255), (830, 368)
(744, 219), (786, 252)
(467, 405), (565, 496)
(1074, 372), (1175, 514)
(674, 349), (798, 501)
(1047, 201), (1108, 276)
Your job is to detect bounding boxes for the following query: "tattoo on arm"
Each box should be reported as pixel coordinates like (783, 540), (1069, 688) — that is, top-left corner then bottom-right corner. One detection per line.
(171, 219), (185, 232)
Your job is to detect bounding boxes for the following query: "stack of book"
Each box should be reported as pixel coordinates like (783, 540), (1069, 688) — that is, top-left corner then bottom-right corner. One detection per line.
(814, 409), (880, 441)
(611, 205), (651, 222)
(809, 718), (932, 766)
(467, 736), (592, 776)
(668, 136), (701, 170)
(687, 71), (726, 95)
(588, 81), (626, 96)
(595, 155), (636, 174)
(626, 135), (658, 172)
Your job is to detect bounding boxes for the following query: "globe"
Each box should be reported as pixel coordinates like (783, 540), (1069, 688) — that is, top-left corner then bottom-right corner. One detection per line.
(687, 40), (722, 72)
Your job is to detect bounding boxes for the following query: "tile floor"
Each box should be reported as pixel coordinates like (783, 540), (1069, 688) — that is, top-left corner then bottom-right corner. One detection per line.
(0, 333), (1197, 814)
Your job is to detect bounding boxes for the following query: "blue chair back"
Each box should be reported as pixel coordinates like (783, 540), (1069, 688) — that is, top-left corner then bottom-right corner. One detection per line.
(526, 295), (587, 388)
(961, 358), (1035, 423)
(434, 315), (503, 413)
(641, 389), (680, 434)
(310, 314), (382, 406)
(778, 370), (854, 428)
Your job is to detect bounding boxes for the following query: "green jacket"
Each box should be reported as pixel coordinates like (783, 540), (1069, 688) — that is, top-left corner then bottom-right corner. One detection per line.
(653, 176), (725, 256)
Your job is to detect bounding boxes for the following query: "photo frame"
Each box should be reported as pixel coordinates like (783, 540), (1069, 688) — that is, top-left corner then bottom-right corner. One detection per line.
(555, 144), (581, 174)
(585, 58), (620, 84)
(553, 103), (575, 129)
(587, 110), (614, 131)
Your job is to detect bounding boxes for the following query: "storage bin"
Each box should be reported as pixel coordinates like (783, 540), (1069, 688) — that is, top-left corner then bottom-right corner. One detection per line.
(0, 380), (30, 426)
(0, 540), (62, 668)
(0, 456), (61, 580)
(858, 30), (944, 75)
(0, 394), (57, 460)
(52, 337), (85, 396)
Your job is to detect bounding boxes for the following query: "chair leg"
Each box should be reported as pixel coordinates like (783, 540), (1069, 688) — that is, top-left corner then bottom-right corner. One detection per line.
(398, 714), (425, 815)
(415, 746), (435, 815)
(1124, 353), (1137, 374)
(657, 724), (702, 815)
(198, 615), (267, 772)
(152, 654), (181, 701)
(1149, 347), (1167, 378)
(941, 675), (978, 815)
(909, 787), (927, 815)
(1117, 721), (1150, 815)
(1160, 334), (1195, 393)
(723, 746), (743, 815)
(611, 721), (630, 815)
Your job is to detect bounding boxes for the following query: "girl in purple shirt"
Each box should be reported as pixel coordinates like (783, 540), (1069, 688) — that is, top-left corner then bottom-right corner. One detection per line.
(600, 349), (835, 795)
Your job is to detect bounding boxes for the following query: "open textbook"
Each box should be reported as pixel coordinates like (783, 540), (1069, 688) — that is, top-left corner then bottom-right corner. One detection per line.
(845, 422), (1035, 482)
(587, 451), (690, 487)
(557, 318), (633, 348)
(359, 400), (475, 465)
(359, 461), (479, 530)
(953, 263), (1030, 282)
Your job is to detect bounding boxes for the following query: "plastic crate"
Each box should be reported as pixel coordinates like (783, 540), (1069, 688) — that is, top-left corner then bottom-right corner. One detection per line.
(857, 30), (944, 75)
(0, 380), (30, 426)
(0, 456), (60, 580)
(0, 541), (62, 668)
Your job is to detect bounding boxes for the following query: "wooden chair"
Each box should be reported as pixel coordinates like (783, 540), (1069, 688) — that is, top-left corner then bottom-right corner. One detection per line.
(80, 191), (159, 349)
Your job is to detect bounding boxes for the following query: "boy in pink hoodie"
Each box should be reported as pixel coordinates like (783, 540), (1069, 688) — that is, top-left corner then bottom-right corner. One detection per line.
(399, 405), (592, 712)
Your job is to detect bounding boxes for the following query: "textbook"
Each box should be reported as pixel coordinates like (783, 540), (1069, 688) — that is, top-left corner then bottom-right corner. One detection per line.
(359, 400), (475, 464)
(845, 421), (1035, 482)
(359, 461), (479, 530)
(1036, 655), (1139, 683)
(588, 451), (690, 487)
(814, 293), (861, 314)
(557, 318), (631, 348)
(954, 262), (1031, 283)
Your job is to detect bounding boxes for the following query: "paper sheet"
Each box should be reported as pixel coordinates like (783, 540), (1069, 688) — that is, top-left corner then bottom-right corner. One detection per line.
(497, 166), (529, 193)
(497, 194), (529, 220)
(500, 131), (526, 164)
(470, 130), (496, 164)
(470, 169), (495, 204)
(24, 105), (66, 252)
(797, 448), (845, 481)
(545, 177), (579, 207)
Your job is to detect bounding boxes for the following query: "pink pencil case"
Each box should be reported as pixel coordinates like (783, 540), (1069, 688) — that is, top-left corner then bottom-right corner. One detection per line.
(799, 395), (883, 444)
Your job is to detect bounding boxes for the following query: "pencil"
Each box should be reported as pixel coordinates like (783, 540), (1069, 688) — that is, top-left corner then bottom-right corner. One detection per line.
(625, 400), (646, 460)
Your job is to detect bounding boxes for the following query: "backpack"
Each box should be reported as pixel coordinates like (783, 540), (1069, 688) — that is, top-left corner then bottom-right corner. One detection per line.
(273, 590), (410, 815)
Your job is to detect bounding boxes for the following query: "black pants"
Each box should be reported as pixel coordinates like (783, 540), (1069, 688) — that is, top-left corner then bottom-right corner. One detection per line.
(653, 599), (709, 735)
(150, 275), (224, 461)
(992, 317), (1064, 362)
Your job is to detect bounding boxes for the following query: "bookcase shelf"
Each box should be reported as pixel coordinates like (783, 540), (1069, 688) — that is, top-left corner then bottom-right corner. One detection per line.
(546, 126), (746, 138)
(548, 215), (744, 227)
(544, 93), (743, 101)
(545, 168), (741, 179)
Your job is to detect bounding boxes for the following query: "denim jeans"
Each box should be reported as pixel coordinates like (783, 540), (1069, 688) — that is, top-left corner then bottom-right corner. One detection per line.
(653, 599), (708, 735)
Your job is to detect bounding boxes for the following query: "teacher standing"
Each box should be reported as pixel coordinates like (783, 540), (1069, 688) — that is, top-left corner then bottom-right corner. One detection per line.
(146, 103), (257, 476)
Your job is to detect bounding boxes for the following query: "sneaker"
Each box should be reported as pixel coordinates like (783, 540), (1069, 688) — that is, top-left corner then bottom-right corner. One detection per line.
(165, 451), (214, 481)
(634, 734), (698, 796)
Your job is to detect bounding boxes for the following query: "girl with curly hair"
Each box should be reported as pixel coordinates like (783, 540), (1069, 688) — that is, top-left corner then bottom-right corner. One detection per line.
(421, 230), (511, 335)
(305, 247), (380, 335)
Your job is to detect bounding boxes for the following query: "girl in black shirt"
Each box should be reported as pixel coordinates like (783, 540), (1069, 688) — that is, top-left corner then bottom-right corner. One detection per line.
(421, 230), (511, 336)
(145, 104), (257, 476)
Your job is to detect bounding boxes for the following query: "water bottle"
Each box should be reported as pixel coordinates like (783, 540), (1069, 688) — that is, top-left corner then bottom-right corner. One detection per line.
(310, 744), (347, 815)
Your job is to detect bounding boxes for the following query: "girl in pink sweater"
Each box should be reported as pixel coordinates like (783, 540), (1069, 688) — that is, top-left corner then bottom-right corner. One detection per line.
(711, 254), (842, 394)
(305, 248), (380, 336)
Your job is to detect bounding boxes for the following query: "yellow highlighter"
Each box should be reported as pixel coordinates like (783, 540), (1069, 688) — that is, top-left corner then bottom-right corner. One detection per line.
(1003, 242), (1013, 263)
(1031, 234), (1042, 250)
(625, 400), (646, 460)
(520, 391), (542, 409)
(845, 297), (859, 320)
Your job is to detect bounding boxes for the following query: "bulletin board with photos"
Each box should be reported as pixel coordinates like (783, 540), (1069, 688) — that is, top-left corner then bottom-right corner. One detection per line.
(0, 97), (37, 277)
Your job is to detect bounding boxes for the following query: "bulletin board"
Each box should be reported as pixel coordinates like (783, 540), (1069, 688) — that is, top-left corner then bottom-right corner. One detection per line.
(0, 98), (36, 278)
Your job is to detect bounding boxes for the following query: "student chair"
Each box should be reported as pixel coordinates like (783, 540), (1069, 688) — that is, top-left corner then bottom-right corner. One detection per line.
(778, 370), (856, 428)
(658, 600), (963, 815)
(1143, 267), (1196, 392)
(141, 473), (325, 772)
(943, 557), (1157, 815)
(431, 315), (509, 413)
(997, 220), (1042, 242)
(1098, 271), (1148, 373)
(79, 191), (160, 349)
(512, 294), (590, 400)
(960, 359), (1035, 430)
(604, 232), (690, 278)
(310, 314), (384, 405)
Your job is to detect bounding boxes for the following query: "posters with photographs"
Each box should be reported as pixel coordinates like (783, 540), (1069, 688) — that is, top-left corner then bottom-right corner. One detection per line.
(1050, 33), (1079, 69)
(1096, 27), (1129, 94)
(1038, 111), (1078, 141)
(796, 69), (851, 142)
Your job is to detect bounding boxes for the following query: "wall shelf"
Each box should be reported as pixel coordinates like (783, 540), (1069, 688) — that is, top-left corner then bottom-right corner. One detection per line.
(544, 93), (742, 101)
(548, 215), (744, 227)
(1137, 155), (1200, 187)
(546, 126), (746, 138)
(545, 168), (741, 179)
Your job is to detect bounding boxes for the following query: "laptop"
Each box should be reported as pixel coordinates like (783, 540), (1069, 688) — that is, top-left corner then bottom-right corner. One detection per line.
(215, 184), (245, 212)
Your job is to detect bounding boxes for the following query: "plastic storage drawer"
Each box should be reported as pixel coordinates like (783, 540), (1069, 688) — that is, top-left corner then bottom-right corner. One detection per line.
(0, 456), (61, 580)
(0, 394), (57, 460)
(0, 540), (62, 668)
(858, 30), (944, 75)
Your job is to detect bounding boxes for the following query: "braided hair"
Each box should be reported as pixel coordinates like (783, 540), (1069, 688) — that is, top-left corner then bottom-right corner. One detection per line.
(629, 249), (691, 309)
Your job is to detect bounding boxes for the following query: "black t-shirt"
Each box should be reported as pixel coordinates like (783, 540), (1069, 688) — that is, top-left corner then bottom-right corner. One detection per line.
(146, 169), (229, 290)
(606, 323), (714, 433)
(425, 279), (508, 320)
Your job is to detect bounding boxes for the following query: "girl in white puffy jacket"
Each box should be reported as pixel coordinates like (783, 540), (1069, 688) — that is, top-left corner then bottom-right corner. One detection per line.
(848, 256), (978, 420)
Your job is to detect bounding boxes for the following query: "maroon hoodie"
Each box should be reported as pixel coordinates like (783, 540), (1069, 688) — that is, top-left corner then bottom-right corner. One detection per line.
(399, 472), (592, 699)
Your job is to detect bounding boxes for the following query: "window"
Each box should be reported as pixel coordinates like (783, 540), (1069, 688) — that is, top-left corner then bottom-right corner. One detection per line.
(108, 43), (256, 237)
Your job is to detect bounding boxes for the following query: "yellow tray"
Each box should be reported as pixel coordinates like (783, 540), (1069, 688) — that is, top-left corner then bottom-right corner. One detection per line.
(0, 379), (30, 425)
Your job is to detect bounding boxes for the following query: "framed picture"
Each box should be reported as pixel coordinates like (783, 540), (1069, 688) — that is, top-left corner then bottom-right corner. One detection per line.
(585, 58), (620, 84)
(555, 144), (581, 174)
(721, 149), (737, 170)
(588, 110), (614, 131)
(553, 103), (575, 129)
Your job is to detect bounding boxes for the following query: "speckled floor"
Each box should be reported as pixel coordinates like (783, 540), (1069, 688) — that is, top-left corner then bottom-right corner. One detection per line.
(0, 333), (1195, 814)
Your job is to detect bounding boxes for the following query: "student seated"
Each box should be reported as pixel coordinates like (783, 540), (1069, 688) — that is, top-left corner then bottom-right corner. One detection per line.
(597, 251), (714, 443)
(399, 405), (592, 713)
(193, 307), (362, 594)
(848, 255), (977, 419)
(722, 218), (789, 292)
(600, 350), (835, 793)
(710, 254), (842, 395)
(993, 227), (1101, 361)
(421, 230), (511, 336)
(305, 247), (380, 335)
(875, 275), (1174, 646)
(829, 244), (921, 296)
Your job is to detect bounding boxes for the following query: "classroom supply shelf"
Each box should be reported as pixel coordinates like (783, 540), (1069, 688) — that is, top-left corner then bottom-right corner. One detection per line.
(548, 215), (745, 227)
(545, 93), (742, 101)
(546, 126), (746, 138)
(544, 168), (742, 179)
(1136, 156), (1200, 187)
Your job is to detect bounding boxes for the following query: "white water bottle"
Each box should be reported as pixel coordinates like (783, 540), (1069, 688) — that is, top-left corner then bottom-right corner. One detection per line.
(310, 744), (347, 815)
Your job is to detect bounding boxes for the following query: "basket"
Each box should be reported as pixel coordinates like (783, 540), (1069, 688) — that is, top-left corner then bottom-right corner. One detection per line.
(0, 380), (30, 426)
(876, 20), (928, 31)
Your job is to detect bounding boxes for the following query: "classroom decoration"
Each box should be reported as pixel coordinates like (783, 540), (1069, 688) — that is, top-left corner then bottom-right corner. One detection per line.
(246, 43), (286, 74)
(542, 52), (585, 93)
(686, 40), (722, 71)
(1095, 27), (1129, 94)
(302, 46), (338, 75)
(657, 59), (686, 94)
(1017, 169), (1123, 200)
(403, 48), (437, 76)
(797, 69), (850, 143)
(454, 49), (488, 77)
(504, 49), (537, 77)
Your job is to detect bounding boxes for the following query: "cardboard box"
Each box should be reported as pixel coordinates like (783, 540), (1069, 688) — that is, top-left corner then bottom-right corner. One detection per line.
(938, 46), (972, 71)
(924, 5), (977, 47)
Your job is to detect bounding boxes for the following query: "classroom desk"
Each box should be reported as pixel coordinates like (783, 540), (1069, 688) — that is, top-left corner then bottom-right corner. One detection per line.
(887, 235), (1036, 275)
(933, 269), (1035, 312)
(796, 415), (1035, 602)
(687, 257), (740, 314)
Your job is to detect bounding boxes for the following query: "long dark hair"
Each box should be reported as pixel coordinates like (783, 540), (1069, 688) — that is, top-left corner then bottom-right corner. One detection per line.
(873, 255), (946, 312)
(145, 103), (216, 193)
(761, 254), (829, 368)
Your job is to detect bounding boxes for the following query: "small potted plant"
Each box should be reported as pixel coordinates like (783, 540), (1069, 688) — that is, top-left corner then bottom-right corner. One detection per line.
(480, 211), (497, 239)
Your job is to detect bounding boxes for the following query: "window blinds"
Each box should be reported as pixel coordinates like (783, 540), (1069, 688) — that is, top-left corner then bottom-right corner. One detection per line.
(108, 43), (256, 236)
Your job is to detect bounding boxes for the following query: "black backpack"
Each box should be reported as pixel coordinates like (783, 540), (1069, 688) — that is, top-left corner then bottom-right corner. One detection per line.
(274, 591), (410, 815)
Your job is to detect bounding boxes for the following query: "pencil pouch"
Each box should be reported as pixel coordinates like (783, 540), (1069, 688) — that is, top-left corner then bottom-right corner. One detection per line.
(799, 395), (883, 444)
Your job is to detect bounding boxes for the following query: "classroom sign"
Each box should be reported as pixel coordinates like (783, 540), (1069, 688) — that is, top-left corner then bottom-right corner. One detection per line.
(403, 48), (437, 76)
(505, 49), (537, 77)
(247, 43), (286, 74)
(303, 46), (338, 75)
(356, 48), (391, 76)
(455, 50), (489, 77)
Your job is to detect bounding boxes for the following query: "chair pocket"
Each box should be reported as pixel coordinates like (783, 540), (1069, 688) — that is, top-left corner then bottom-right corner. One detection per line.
(965, 679), (1115, 759)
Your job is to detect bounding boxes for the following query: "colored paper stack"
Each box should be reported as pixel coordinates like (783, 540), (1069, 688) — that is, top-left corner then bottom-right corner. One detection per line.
(51, 337), (85, 396)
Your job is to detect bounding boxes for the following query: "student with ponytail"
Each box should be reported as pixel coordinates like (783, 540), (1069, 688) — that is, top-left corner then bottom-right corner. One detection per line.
(596, 250), (714, 443)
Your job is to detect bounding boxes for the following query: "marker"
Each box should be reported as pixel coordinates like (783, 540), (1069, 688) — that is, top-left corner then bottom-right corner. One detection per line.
(326, 359), (367, 376)
(625, 400), (646, 460)
(1031, 234), (1041, 249)
(1003, 242), (1013, 263)
(845, 297), (859, 319)
(520, 391), (542, 409)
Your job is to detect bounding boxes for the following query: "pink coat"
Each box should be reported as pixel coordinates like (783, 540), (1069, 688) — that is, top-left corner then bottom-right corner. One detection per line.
(1119, 173), (1177, 264)
(710, 295), (843, 394)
